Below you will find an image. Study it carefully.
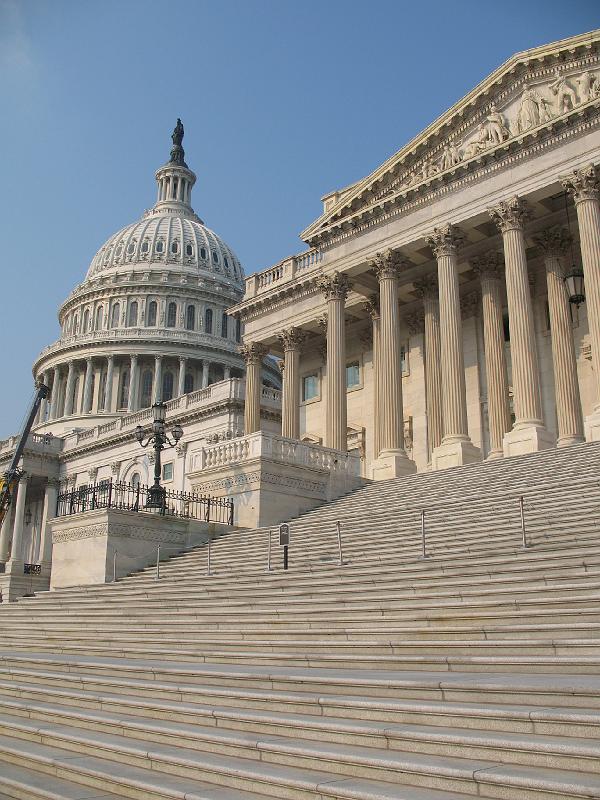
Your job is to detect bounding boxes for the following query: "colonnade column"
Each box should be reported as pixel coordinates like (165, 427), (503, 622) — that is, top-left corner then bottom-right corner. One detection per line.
(39, 479), (59, 567)
(7, 473), (28, 568)
(128, 354), (139, 413)
(425, 224), (481, 468)
(63, 362), (76, 417)
(534, 227), (584, 446)
(38, 370), (51, 424)
(241, 342), (267, 434)
(278, 328), (306, 440)
(489, 196), (554, 455)
(153, 355), (163, 404)
(0, 508), (12, 563)
(472, 253), (511, 459)
(178, 356), (187, 397)
(49, 367), (61, 420)
(561, 164), (600, 440)
(369, 252), (415, 476)
(82, 358), (94, 413)
(202, 361), (210, 389)
(104, 355), (115, 412)
(317, 272), (350, 452)
(364, 298), (382, 460)
(413, 275), (444, 461)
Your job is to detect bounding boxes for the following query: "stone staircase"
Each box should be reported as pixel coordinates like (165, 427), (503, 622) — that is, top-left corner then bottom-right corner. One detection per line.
(0, 442), (600, 799)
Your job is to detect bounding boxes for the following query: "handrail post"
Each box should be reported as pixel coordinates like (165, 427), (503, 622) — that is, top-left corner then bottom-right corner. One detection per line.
(267, 529), (272, 571)
(336, 520), (343, 566)
(113, 549), (117, 582)
(156, 545), (160, 580)
(519, 495), (528, 549)
(420, 510), (428, 559)
(207, 535), (211, 576)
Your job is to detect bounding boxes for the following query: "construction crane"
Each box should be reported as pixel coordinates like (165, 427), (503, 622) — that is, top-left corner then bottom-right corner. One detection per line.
(0, 384), (50, 526)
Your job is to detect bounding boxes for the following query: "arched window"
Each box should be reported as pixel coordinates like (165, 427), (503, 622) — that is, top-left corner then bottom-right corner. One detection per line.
(131, 472), (140, 489)
(167, 302), (177, 328)
(200, 247), (206, 259)
(186, 305), (196, 331)
(221, 312), (228, 338)
(111, 303), (120, 328)
(171, 240), (179, 254)
(186, 243), (193, 257)
(127, 241), (135, 255)
(184, 373), (194, 394)
(99, 369), (107, 410)
(147, 301), (157, 326)
(70, 375), (80, 415)
(119, 369), (130, 409)
(95, 306), (103, 330)
(224, 256), (229, 269)
(140, 369), (153, 408)
(156, 240), (164, 254)
(235, 317), (241, 343)
(162, 371), (174, 402)
(83, 309), (90, 332)
(172, 178), (178, 199)
(141, 240), (149, 254)
(128, 301), (138, 327)
(205, 307), (213, 334)
(212, 251), (218, 264)
(73, 314), (79, 334)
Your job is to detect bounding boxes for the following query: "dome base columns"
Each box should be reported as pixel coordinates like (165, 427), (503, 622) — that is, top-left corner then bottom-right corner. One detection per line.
(489, 197), (555, 458)
(241, 343), (268, 434)
(426, 225), (481, 469)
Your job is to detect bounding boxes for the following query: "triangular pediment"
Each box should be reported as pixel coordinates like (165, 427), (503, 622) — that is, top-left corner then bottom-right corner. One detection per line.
(302, 29), (600, 245)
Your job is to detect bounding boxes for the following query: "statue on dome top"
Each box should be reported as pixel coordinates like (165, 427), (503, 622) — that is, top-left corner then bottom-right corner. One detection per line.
(172, 118), (184, 147)
(169, 118), (187, 167)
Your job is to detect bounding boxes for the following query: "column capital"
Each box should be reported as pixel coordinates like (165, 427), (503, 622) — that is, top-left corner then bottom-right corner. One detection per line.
(17, 471), (28, 485)
(561, 163), (599, 204)
(413, 273), (439, 300)
(317, 313), (328, 334)
(363, 296), (380, 320)
(277, 327), (307, 352)
(425, 223), (464, 258)
(154, 354), (163, 363)
(460, 290), (480, 319)
(110, 461), (120, 476)
(471, 251), (504, 280)
(369, 249), (406, 281)
(277, 358), (284, 374)
(533, 226), (572, 259)
(316, 270), (351, 301)
(130, 353), (139, 362)
(240, 341), (268, 365)
(87, 467), (98, 482)
(46, 477), (61, 489)
(488, 195), (531, 233)
(178, 355), (187, 364)
(406, 311), (425, 335)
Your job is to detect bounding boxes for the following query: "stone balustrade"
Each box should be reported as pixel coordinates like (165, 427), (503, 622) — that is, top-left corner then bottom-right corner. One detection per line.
(244, 249), (322, 299)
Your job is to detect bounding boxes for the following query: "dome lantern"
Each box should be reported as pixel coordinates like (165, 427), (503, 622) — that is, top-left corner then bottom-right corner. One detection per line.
(153, 119), (197, 217)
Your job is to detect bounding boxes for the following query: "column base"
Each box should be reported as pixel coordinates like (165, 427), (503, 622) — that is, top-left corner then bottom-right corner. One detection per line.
(585, 409), (600, 443)
(371, 450), (417, 480)
(503, 424), (555, 457)
(486, 448), (504, 461)
(431, 438), (481, 470)
(557, 433), (585, 448)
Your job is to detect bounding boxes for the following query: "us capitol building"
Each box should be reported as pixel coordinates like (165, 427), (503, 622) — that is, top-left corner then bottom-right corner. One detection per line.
(1, 29), (600, 588)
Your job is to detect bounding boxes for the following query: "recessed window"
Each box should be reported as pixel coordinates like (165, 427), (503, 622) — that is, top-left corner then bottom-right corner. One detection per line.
(128, 301), (138, 327)
(171, 240), (179, 254)
(141, 370), (153, 408)
(147, 301), (157, 327)
(83, 309), (90, 332)
(224, 256), (229, 269)
(186, 243), (193, 257)
(212, 251), (218, 263)
(162, 371), (174, 402)
(119, 369), (130, 409)
(235, 317), (241, 343)
(162, 462), (173, 481)
(346, 361), (360, 389)
(156, 240), (164, 254)
(116, 245), (123, 258)
(95, 306), (104, 329)
(131, 473), (140, 489)
(111, 303), (120, 329)
(141, 240), (149, 253)
(200, 247), (206, 259)
(127, 242), (135, 255)
(186, 305), (196, 331)
(221, 312), (228, 338)
(184, 373), (194, 394)
(302, 374), (319, 402)
(167, 302), (177, 328)
(205, 307), (213, 334)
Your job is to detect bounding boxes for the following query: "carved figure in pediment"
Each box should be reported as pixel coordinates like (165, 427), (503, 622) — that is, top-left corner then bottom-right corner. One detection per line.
(549, 70), (578, 113)
(577, 70), (599, 103)
(440, 140), (462, 171)
(463, 123), (489, 159)
(517, 83), (542, 131)
(484, 103), (509, 144)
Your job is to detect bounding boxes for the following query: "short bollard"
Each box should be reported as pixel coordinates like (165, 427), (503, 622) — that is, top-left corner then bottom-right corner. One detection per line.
(207, 536), (212, 575)
(420, 510), (429, 559)
(155, 545), (161, 581)
(519, 496), (528, 549)
(266, 529), (272, 572)
(336, 520), (344, 566)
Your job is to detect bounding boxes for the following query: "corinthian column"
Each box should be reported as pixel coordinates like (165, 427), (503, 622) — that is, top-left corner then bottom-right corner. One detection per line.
(241, 342), (267, 434)
(104, 355), (115, 412)
(153, 355), (163, 404)
(50, 366), (61, 420)
(425, 224), (480, 468)
(278, 328), (306, 439)
(7, 473), (28, 568)
(489, 196), (554, 455)
(363, 298), (381, 459)
(63, 361), (76, 417)
(128, 354), (139, 413)
(82, 358), (94, 413)
(534, 227), (584, 446)
(316, 272), (351, 452)
(561, 164), (600, 440)
(472, 252), (511, 459)
(414, 275), (444, 460)
(368, 251), (415, 477)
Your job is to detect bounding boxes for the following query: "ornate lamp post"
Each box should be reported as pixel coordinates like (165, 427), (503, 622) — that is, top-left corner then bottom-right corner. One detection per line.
(134, 402), (183, 510)
(563, 191), (586, 307)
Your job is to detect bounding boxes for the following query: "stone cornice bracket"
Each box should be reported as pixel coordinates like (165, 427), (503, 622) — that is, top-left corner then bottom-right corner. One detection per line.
(533, 226), (572, 258)
(110, 461), (121, 476)
(363, 296), (380, 320)
(413, 274), (439, 300)
(239, 341), (268, 365)
(488, 195), (531, 233)
(425, 223), (464, 258)
(369, 249), (406, 281)
(561, 163), (599, 204)
(277, 327), (307, 352)
(471, 251), (504, 280)
(87, 467), (98, 482)
(316, 271), (352, 301)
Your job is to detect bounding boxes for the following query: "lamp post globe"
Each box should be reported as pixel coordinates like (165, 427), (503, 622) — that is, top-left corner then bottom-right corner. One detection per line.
(133, 403), (183, 513)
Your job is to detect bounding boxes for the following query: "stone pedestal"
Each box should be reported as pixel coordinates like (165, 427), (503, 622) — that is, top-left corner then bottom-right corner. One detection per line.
(371, 451), (418, 480)
(503, 424), (556, 458)
(431, 438), (482, 470)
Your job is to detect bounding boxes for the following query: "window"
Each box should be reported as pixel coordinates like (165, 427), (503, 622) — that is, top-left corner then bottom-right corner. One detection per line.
(162, 371), (174, 402)
(119, 369), (130, 409)
(172, 178), (178, 199)
(212, 251), (218, 263)
(186, 304), (196, 331)
(116, 244), (123, 258)
(162, 462), (173, 481)
(184, 373), (194, 394)
(400, 346), (407, 374)
(128, 301), (138, 327)
(95, 306), (103, 330)
(302, 373), (319, 402)
(140, 370), (153, 408)
(147, 301), (157, 326)
(221, 312), (228, 338)
(131, 472), (140, 489)
(235, 317), (241, 343)
(99, 369), (107, 410)
(346, 361), (360, 389)
(83, 309), (90, 332)
(156, 240), (164, 254)
(111, 303), (120, 328)
(205, 307), (213, 334)
(224, 256), (229, 269)
(200, 247), (206, 259)
(186, 243), (193, 257)
(73, 314), (79, 334)
(127, 242), (135, 255)
(141, 240), (149, 254)
(171, 240), (179, 254)
(167, 302), (177, 328)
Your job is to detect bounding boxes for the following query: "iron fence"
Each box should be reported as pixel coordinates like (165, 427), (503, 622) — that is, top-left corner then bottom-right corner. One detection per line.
(56, 480), (234, 525)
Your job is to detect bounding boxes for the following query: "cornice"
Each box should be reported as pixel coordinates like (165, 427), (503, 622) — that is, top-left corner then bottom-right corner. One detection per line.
(230, 271), (323, 322)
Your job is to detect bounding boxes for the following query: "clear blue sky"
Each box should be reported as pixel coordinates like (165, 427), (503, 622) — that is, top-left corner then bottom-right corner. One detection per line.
(0, 0), (598, 437)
